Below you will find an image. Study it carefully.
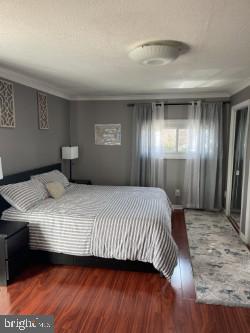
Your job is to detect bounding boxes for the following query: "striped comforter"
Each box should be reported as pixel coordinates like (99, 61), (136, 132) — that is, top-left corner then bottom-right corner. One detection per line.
(2, 184), (177, 280)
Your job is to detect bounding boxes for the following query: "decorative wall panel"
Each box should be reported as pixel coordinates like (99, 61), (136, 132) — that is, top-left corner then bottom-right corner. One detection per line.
(0, 79), (15, 128)
(37, 92), (49, 129)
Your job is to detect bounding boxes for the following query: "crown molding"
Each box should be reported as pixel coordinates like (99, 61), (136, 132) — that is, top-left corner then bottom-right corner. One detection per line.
(0, 66), (71, 100)
(230, 79), (250, 96)
(71, 91), (230, 101)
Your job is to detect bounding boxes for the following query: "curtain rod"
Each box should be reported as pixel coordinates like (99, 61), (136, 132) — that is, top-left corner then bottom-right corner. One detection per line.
(127, 101), (230, 107)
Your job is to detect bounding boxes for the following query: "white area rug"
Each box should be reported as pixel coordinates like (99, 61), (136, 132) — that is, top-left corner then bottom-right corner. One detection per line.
(185, 210), (250, 308)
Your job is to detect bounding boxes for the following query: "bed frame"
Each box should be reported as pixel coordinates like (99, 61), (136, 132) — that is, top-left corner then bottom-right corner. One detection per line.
(0, 164), (157, 274)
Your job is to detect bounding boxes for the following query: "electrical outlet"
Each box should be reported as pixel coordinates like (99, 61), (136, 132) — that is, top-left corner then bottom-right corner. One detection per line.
(175, 189), (181, 197)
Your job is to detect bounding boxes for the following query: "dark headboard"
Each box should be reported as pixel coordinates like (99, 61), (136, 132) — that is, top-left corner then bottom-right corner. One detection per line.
(0, 163), (61, 216)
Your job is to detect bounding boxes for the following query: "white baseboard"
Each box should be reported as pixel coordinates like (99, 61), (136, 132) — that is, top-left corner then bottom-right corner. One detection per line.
(172, 204), (184, 210)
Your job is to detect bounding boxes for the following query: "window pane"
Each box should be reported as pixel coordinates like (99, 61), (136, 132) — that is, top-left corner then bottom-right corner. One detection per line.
(162, 129), (177, 152)
(178, 128), (188, 153)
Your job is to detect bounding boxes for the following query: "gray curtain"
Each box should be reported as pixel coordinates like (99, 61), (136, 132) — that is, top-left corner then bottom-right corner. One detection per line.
(130, 103), (165, 188)
(183, 101), (224, 210)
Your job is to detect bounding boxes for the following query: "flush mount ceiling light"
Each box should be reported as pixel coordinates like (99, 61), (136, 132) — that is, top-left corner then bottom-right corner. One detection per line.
(128, 40), (185, 66)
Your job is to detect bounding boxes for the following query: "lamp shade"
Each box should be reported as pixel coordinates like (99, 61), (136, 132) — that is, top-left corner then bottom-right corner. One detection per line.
(62, 146), (79, 160)
(0, 157), (3, 180)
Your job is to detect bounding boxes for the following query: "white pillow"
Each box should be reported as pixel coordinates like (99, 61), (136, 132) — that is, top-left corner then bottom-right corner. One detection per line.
(32, 170), (69, 188)
(0, 179), (48, 212)
(46, 182), (65, 199)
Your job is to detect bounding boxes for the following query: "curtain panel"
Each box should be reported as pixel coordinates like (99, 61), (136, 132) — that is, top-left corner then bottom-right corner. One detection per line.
(130, 103), (165, 188)
(183, 101), (224, 210)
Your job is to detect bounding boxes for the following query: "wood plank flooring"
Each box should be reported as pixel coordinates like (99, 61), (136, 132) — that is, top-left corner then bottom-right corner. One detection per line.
(0, 211), (249, 332)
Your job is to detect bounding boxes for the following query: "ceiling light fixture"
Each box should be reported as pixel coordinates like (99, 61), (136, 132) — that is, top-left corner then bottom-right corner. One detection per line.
(128, 40), (184, 66)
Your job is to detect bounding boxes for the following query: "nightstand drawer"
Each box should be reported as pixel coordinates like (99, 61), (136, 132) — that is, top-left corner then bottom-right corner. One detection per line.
(6, 249), (29, 282)
(0, 221), (29, 286)
(5, 227), (29, 259)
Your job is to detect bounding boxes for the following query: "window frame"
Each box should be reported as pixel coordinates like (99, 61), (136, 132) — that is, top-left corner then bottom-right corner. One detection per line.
(162, 119), (189, 160)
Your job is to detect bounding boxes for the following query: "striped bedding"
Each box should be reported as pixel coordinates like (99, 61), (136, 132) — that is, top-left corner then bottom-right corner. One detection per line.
(2, 184), (177, 280)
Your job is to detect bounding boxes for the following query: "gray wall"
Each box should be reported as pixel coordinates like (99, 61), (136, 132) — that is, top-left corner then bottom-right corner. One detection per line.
(231, 86), (250, 106)
(0, 80), (70, 176)
(70, 101), (132, 186)
(70, 101), (188, 203)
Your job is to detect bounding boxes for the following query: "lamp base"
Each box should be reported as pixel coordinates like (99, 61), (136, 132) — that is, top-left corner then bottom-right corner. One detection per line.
(69, 160), (72, 180)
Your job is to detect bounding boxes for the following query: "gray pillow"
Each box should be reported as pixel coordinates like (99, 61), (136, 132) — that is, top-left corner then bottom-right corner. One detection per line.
(0, 179), (48, 212)
(32, 170), (69, 188)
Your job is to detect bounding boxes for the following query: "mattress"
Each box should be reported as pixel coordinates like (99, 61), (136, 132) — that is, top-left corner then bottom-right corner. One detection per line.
(2, 184), (177, 279)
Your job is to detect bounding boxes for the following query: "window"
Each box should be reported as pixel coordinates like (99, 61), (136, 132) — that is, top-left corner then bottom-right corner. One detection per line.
(161, 120), (189, 159)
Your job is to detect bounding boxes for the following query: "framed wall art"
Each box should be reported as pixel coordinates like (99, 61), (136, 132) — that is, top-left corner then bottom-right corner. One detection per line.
(95, 124), (121, 145)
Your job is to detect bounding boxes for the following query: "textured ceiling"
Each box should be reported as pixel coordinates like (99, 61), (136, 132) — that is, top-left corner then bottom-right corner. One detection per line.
(0, 0), (250, 99)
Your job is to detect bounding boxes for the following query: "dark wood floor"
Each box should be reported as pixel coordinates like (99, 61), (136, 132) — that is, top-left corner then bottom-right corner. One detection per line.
(0, 211), (249, 333)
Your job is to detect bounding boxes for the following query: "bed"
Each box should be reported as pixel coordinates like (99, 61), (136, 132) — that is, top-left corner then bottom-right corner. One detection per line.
(0, 164), (178, 280)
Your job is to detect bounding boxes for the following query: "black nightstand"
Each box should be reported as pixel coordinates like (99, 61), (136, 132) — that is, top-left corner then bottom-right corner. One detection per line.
(0, 220), (29, 286)
(70, 179), (92, 185)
